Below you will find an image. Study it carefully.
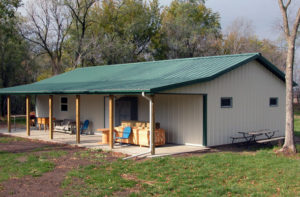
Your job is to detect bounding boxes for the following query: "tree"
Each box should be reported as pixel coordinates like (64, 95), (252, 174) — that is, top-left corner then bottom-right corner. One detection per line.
(159, 0), (221, 59)
(223, 19), (254, 54)
(277, 0), (300, 154)
(88, 0), (161, 65)
(0, 0), (37, 115)
(64, 0), (97, 68)
(223, 18), (287, 70)
(21, 0), (72, 75)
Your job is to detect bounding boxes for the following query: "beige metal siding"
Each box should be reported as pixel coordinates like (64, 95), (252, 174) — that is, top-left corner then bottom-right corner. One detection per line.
(36, 95), (105, 131)
(163, 60), (286, 146)
(138, 95), (203, 145)
(137, 95), (149, 122)
(36, 95), (49, 117)
(80, 95), (105, 131)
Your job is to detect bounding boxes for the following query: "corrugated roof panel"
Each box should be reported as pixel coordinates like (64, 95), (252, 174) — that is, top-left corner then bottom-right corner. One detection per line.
(0, 53), (287, 94)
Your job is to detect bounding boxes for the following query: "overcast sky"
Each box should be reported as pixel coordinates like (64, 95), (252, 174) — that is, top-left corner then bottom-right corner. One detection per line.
(160, 0), (300, 41)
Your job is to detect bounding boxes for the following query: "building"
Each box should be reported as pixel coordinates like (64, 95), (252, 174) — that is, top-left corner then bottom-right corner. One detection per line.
(0, 53), (287, 150)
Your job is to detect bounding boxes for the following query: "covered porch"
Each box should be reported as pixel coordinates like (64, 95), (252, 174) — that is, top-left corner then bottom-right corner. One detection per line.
(3, 91), (207, 156)
(0, 128), (208, 157)
(5, 93), (160, 156)
(0, 60), (209, 156)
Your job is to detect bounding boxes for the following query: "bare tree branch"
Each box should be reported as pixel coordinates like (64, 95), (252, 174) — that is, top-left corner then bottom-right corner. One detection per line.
(21, 0), (71, 75)
(278, 0), (291, 38)
(291, 8), (300, 40)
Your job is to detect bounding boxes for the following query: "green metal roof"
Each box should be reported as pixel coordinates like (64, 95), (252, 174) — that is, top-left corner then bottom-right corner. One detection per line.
(0, 53), (289, 95)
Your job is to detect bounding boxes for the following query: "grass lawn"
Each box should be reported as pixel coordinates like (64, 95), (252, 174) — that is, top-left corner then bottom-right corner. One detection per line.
(1, 127), (300, 196)
(63, 148), (300, 197)
(0, 136), (66, 182)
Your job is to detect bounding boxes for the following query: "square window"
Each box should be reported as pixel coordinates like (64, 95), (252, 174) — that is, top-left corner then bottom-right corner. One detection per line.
(270, 97), (278, 107)
(221, 97), (232, 108)
(61, 97), (68, 104)
(61, 104), (68, 111)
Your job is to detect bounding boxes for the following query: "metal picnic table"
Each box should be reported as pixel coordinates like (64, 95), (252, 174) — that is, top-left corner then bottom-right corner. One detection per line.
(231, 130), (279, 144)
(237, 130), (279, 144)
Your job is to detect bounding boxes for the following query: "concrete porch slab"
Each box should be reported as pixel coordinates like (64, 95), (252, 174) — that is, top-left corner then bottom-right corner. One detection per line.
(0, 128), (209, 158)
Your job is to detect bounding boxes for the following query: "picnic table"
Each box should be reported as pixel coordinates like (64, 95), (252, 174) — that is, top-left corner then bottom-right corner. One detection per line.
(231, 130), (279, 144)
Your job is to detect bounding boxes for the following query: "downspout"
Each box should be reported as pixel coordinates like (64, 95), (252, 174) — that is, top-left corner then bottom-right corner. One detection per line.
(142, 92), (154, 154)
(123, 92), (153, 160)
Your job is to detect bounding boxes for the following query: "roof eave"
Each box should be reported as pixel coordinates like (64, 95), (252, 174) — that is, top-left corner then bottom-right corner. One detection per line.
(0, 89), (152, 95)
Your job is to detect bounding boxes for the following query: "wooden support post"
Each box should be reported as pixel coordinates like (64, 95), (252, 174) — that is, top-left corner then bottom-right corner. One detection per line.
(7, 96), (11, 133)
(76, 95), (80, 143)
(109, 95), (114, 149)
(26, 96), (30, 136)
(150, 95), (155, 155)
(49, 95), (53, 139)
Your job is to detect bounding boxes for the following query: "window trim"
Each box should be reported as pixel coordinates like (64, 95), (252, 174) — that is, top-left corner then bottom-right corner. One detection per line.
(60, 96), (68, 112)
(269, 97), (278, 107)
(220, 97), (233, 108)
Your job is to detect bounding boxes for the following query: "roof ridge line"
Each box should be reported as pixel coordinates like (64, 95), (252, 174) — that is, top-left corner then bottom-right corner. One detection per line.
(76, 52), (261, 70)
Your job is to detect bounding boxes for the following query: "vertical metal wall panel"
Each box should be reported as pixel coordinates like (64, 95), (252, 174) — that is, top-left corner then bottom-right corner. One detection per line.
(36, 95), (49, 117)
(36, 95), (105, 132)
(163, 60), (286, 146)
(80, 95), (105, 131)
(155, 95), (203, 145)
(137, 94), (203, 145)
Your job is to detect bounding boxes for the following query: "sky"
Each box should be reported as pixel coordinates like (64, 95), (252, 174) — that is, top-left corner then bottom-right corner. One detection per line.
(159, 0), (300, 41)
(21, 0), (299, 41)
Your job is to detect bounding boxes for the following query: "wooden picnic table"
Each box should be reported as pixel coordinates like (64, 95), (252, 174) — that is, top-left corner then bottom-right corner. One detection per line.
(96, 128), (117, 144)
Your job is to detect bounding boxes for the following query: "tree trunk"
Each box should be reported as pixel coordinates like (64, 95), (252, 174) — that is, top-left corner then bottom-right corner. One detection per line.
(281, 40), (296, 154)
(51, 58), (62, 75)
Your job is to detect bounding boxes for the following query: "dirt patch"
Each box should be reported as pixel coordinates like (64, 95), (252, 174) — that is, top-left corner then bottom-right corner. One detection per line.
(113, 174), (157, 196)
(15, 156), (27, 163)
(0, 134), (124, 197)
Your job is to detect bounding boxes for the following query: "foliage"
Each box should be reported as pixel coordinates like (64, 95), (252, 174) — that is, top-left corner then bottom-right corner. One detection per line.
(157, 0), (222, 59)
(21, 0), (72, 75)
(64, 0), (97, 68)
(0, 0), (37, 115)
(87, 0), (161, 65)
(63, 149), (300, 196)
(294, 108), (300, 137)
(222, 19), (287, 70)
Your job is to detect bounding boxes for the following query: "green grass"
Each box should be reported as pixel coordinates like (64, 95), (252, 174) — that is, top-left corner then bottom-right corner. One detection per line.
(63, 149), (300, 197)
(0, 117), (26, 125)
(0, 136), (26, 143)
(0, 136), (66, 182)
(0, 151), (55, 182)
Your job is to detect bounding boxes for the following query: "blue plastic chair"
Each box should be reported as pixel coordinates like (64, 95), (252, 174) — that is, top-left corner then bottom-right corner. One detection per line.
(116, 126), (132, 143)
(80, 120), (89, 134)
